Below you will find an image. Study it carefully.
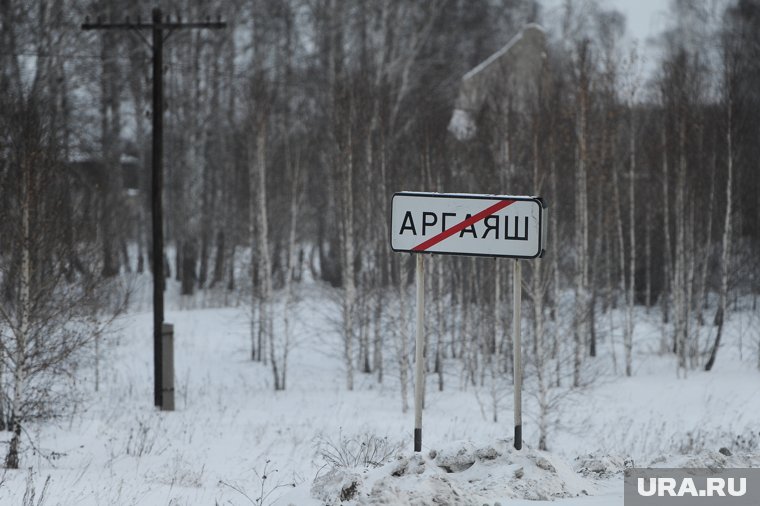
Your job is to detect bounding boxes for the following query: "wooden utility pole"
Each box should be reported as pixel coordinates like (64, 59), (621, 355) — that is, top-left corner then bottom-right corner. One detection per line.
(82, 8), (226, 410)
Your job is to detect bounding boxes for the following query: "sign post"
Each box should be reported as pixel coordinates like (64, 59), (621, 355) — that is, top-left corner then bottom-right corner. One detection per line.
(414, 254), (425, 452)
(391, 192), (545, 452)
(513, 259), (522, 450)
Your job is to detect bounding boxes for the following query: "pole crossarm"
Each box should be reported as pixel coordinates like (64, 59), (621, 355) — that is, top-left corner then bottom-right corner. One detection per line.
(81, 12), (226, 31)
(81, 13), (226, 47)
(82, 20), (226, 48)
(82, 21), (226, 30)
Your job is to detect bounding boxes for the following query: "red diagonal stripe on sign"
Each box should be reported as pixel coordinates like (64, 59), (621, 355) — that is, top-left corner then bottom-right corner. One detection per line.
(411, 199), (516, 252)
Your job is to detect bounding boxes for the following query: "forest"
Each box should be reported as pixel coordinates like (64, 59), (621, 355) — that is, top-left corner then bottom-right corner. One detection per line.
(1, 0), (759, 470)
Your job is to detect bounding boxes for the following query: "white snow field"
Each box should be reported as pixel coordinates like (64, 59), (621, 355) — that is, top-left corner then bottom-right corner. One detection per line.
(0, 276), (758, 505)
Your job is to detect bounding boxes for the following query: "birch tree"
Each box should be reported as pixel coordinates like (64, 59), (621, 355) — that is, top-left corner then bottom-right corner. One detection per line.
(334, 79), (357, 392)
(705, 34), (739, 372)
(572, 39), (591, 387)
(0, 95), (125, 468)
(623, 50), (641, 377)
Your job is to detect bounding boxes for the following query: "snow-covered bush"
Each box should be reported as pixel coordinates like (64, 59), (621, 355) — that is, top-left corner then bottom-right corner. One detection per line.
(315, 431), (402, 470)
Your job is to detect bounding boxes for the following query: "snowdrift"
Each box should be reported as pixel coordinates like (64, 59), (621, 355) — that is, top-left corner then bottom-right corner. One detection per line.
(285, 440), (601, 505)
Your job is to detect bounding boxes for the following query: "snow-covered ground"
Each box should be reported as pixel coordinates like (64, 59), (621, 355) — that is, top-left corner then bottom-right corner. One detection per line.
(0, 276), (758, 505)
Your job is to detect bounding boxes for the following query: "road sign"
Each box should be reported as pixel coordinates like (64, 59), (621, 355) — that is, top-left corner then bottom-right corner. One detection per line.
(391, 192), (545, 259)
(391, 191), (547, 452)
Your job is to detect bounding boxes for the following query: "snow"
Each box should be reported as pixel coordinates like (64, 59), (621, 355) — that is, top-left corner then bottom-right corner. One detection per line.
(447, 108), (477, 142)
(0, 276), (758, 504)
(300, 441), (597, 505)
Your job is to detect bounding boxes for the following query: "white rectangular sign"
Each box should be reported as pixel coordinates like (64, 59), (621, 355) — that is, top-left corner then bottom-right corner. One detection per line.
(391, 192), (545, 258)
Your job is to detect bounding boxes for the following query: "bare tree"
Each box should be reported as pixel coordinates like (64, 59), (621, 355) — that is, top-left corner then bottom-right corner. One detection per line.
(0, 95), (126, 468)
(572, 39), (592, 387)
(248, 79), (274, 372)
(623, 49), (641, 377)
(705, 31), (739, 372)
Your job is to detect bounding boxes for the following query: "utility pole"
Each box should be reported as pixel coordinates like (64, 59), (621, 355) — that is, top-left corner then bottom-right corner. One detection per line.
(82, 8), (226, 410)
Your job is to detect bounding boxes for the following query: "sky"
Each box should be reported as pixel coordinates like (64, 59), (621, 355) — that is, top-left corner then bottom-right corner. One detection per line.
(539, 0), (672, 81)
(540, 0), (670, 44)
(604, 0), (671, 46)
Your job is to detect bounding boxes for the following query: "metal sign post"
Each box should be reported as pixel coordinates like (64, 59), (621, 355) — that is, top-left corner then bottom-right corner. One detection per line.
(391, 192), (545, 452)
(414, 254), (425, 452)
(513, 259), (522, 450)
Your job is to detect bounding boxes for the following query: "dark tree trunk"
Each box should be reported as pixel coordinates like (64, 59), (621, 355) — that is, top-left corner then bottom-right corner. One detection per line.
(181, 240), (197, 295)
(163, 252), (171, 280)
(175, 242), (182, 281)
(227, 245), (235, 291)
(198, 232), (209, 288)
(101, 199), (119, 278)
(705, 307), (724, 371)
(4, 421), (20, 469)
(210, 231), (225, 288)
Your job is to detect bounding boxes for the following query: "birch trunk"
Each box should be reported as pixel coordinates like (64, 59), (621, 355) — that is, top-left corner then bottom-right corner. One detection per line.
(279, 143), (301, 391)
(533, 257), (548, 450)
(695, 142), (717, 358)
(256, 129), (278, 372)
(255, 122), (272, 372)
(573, 45), (590, 387)
(6, 156), (30, 469)
(550, 140), (561, 387)
(612, 144), (626, 330)
(249, 133), (260, 361)
(660, 125), (672, 334)
(531, 124), (549, 448)
(373, 126), (390, 385)
(644, 204), (652, 312)
(625, 111), (636, 377)
(705, 100), (733, 372)
(685, 206), (697, 368)
(373, 289), (383, 383)
(340, 119), (356, 392)
(675, 120), (687, 375)
(358, 285), (370, 373)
